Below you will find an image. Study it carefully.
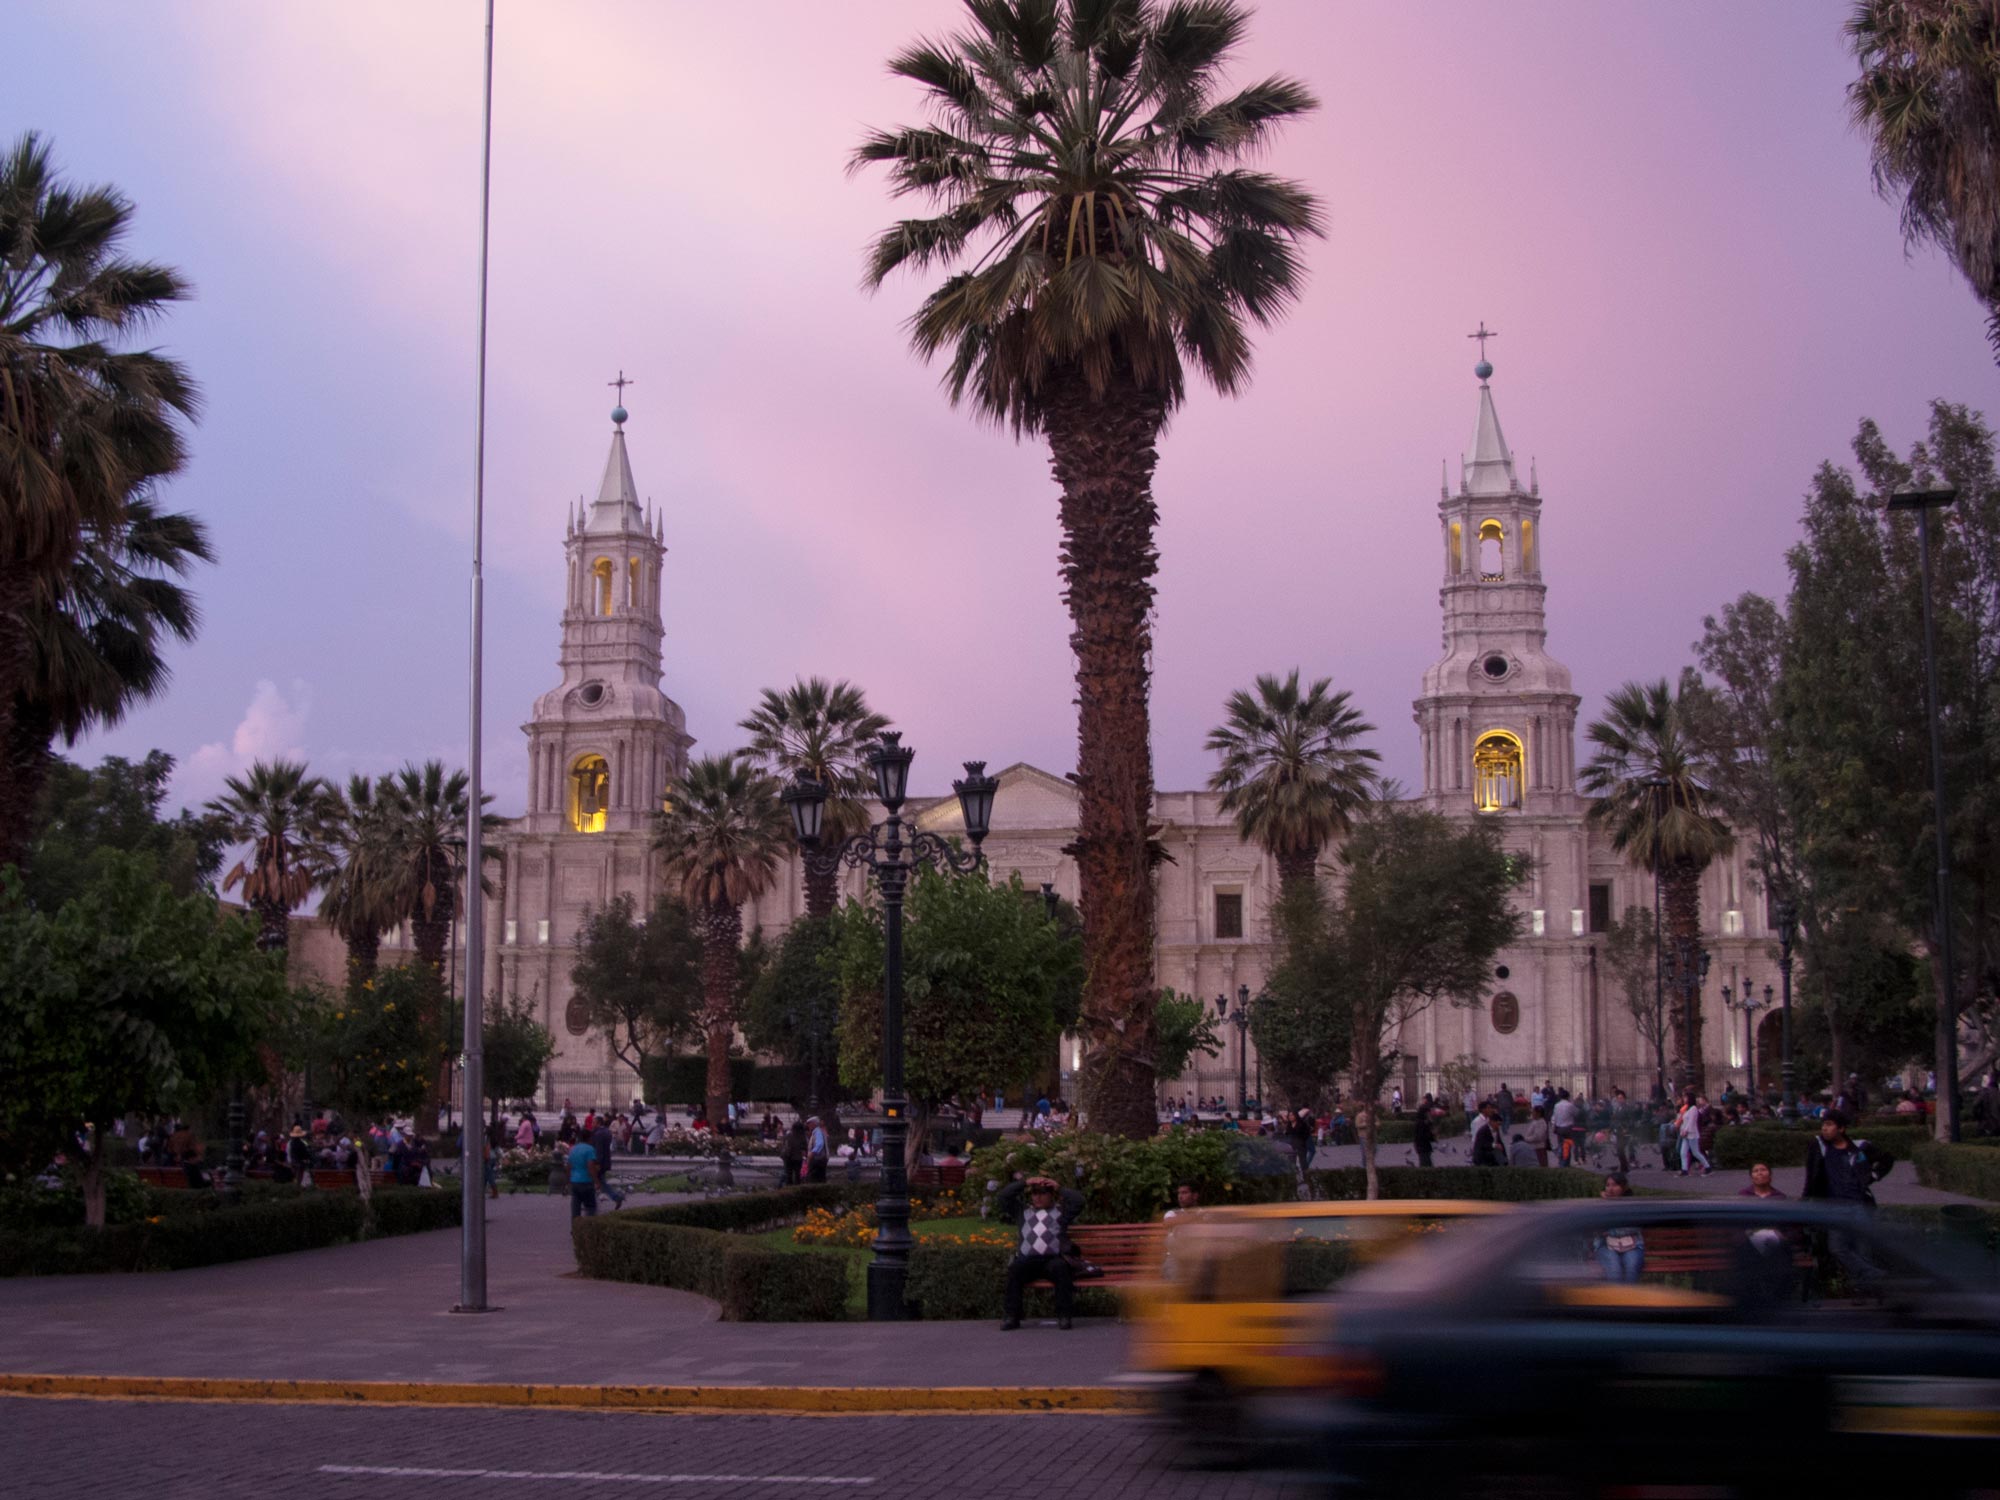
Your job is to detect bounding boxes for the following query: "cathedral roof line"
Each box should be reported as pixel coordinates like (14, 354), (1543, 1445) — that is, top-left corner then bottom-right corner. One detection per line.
(1460, 363), (1521, 498)
(588, 408), (648, 534)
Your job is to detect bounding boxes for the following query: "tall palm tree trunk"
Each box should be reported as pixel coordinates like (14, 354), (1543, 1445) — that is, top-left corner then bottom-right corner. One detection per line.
(699, 899), (743, 1128)
(1042, 370), (1167, 1139)
(413, 904), (453, 1126)
(803, 865), (840, 921)
(0, 565), (35, 869)
(344, 930), (381, 998)
(0, 699), (56, 875)
(1276, 848), (1320, 898)
(1662, 860), (1706, 1093)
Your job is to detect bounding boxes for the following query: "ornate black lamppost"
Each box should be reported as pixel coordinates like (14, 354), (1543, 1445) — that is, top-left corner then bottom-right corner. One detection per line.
(1722, 980), (1765, 1102)
(783, 733), (998, 1321)
(1225, 985), (1255, 1114)
(1775, 897), (1798, 1118)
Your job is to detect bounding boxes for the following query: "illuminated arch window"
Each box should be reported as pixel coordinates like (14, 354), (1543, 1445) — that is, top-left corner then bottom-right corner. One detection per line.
(1477, 519), (1505, 580)
(591, 558), (614, 616)
(1472, 730), (1524, 812)
(1447, 520), (1463, 574)
(628, 556), (641, 610)
(1520, 517), (1537, 574)
(569, 753), (610, 833)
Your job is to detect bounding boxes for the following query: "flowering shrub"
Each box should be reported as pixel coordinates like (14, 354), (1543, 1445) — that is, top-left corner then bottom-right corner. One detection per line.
(498, 1148), (559, 1190)
(792, 1203), (1010, 1249)
(965, 1129), (1297, 1223)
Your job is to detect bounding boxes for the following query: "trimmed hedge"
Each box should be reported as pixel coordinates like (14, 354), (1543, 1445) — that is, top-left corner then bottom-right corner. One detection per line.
(1912, 1141), (2000, 1203)
(903, 1241), (1120, 1321)
(1709, 1124), (1933, 1170)
(0, 1186), (460, 1276)
(570, 1185), (864, 1320)
(1309, 1166), (1606, 1202)
(965, 1131), (1297, 1223)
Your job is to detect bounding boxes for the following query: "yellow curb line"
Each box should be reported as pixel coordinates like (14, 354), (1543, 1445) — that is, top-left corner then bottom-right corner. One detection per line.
(0, 1374), (1143, 1415)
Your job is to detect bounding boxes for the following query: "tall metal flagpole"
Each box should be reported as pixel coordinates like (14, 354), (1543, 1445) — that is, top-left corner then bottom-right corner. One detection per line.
(457, 0), (496, 1314)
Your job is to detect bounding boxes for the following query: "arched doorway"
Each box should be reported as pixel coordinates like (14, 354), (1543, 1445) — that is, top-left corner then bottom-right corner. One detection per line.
(1755, 1010), (1784, 1100)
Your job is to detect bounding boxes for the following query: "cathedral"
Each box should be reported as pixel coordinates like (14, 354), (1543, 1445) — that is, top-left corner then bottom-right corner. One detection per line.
(312, 357), (1780, 1111)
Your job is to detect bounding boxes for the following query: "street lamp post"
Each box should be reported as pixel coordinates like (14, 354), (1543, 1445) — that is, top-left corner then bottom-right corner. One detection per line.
(1888, 486), (1962, 1142)
(783, 733), (998, 1321)
(1741, 977), (1762, 1102)
(1227, 989), (1253, 1115)
(1775, 899), (1798, 1119)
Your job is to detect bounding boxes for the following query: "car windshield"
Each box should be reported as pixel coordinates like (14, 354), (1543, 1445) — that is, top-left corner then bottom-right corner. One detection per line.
(1161, 1211), (1488, 1300)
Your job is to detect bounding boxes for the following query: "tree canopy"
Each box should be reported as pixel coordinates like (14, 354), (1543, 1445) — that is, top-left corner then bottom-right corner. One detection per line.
(568, 892), (702, 1082)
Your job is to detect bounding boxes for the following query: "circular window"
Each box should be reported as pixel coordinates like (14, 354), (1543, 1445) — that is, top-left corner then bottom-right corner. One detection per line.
(1490, 992), (1520, 1035)
(564, 995), (591, 1037)
(578, 681), (606, 708)
(1495, 964), (1511, 980)
(1482, 655), (1509, 680)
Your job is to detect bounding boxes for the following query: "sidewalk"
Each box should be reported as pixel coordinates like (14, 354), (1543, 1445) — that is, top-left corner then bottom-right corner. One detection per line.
(0, 1192), (1125, 1392)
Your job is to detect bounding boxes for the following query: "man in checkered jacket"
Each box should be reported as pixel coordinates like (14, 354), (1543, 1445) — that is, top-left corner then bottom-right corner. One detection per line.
(994, 1173), (1086, 1330)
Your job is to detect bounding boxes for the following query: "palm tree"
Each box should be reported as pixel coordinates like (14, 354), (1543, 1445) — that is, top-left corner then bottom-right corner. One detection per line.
(378, 759), (501, 1115)
(856, 0), (1323, 1138)
(1580, 679), (1733, 1091)
(5, 491), (211, 853)
(206, 759), (335, 954)
(740, 677), (891, 917)
(655, 754), (792, 1127)
(318, 774), (400, 996)
(1, 132), (199, 866)
(1849, 0), (2000, 361)
(1207, 670), (1380, 897)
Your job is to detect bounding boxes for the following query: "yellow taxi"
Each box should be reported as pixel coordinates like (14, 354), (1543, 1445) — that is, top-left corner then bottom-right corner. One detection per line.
(1121, 1199), (1511, 1458)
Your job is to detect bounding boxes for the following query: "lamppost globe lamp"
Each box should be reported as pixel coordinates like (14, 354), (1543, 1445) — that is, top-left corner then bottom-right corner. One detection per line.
(782, 773), (827, 848)
(870, 731), (914, 809)
(951, 761), (999, 847)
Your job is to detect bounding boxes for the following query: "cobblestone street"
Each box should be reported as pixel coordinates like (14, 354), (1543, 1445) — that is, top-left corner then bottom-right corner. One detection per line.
(7, 1398), (1311, 1500)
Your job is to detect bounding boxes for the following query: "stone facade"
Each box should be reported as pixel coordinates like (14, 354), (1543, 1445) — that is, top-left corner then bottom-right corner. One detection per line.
(295, 367), (1784, 1111)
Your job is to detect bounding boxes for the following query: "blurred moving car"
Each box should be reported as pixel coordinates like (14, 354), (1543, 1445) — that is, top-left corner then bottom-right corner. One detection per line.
(1120, 1200), (1511, 1462)
(1293, 1199), (2000, 1494)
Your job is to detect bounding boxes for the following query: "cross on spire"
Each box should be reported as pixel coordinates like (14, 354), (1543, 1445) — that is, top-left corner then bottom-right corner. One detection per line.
(1467, 322), (1497, 360)
(609, 370), (635, 403)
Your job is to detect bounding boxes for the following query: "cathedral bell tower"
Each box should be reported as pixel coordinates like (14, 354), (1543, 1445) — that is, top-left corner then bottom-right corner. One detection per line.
(521, 398), (692, 837)
(1415, 337), (1580, 816)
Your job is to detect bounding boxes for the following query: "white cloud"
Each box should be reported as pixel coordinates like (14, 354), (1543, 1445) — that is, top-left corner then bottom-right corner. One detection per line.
(180, 678), (313, 805)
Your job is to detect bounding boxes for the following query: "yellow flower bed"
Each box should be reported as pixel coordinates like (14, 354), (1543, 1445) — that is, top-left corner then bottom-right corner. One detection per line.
(792, 1204), (1011, 1250)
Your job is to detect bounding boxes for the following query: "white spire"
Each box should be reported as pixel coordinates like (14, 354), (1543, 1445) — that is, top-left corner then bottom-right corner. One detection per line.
(1462, 370), (1520, 497)
(588, 420), (646, 532)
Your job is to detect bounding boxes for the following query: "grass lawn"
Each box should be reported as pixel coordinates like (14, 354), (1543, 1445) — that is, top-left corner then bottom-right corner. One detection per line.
(746, 1216), (1008, 1319)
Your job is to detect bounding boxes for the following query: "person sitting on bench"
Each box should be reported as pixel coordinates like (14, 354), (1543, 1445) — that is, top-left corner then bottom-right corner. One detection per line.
(995, 1173), (1085, 1331)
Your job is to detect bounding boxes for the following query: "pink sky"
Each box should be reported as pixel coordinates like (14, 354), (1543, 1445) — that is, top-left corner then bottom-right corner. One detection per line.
(13, 1), (1996, 812)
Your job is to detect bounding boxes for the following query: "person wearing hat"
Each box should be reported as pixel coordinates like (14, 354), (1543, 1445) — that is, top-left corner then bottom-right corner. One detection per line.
(805, 1115), (830, 1183)
(285, 1124), (313, 1186)
(993, 1172), (1086, 1330)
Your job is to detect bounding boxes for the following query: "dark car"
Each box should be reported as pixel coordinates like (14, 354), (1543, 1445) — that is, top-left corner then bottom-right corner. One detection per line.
(1291, 1199), (2000, 1494)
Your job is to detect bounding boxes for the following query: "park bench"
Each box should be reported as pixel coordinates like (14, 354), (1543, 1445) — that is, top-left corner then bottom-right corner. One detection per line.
(136, 1165), (193, 1188)
(909, 1162), (968, 1192)
(1638, 1224), (1814, 1277)
(1026, 1223), (1162, 1290)
(304, 1167), (397, 1191)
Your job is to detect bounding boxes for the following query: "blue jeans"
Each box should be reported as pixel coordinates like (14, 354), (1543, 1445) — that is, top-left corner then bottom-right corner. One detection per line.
(1680, 1137), (1711, 1172)
(1595, 1243), (1644, 1282)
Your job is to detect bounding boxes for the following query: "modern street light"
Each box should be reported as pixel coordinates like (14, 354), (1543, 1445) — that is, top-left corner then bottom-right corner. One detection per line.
(783, 733), (998, 1320)
(1775, 898), (1798, 1118)
(1887, 486), (1962, 1142)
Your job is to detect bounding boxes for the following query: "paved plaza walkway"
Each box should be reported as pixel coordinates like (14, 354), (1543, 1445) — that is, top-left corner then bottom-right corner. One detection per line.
(0, 1192), (1125, 1389)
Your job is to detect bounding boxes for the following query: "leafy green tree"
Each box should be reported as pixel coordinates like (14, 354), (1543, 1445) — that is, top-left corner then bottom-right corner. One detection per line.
(568, 892), (702, 1084)
(1206, 670), (1379, 896)
(1153, 988), (1223, 1083)
(855, 0), (1324, 1138)
(1849, 0), (2000, 360)
(1602, 903), (1667, 1100)
(1580, 680), (1733, 1091)
(1773, 403), (2000, 1131)
(0, 132), (199, 868)
(833, 868), (1082, 1146)
(205, 758), (335, 955)
(1253, 885), (1355, 1111)
(305, 963), (433, 1214)
(742, 914), (843, 1111)
(740, 678), (891, 918)
(9, 494), (212, 854)
(481, 994), (558, 1119)
(20, 750), (224, 911)
(0, 854), (284, 1225)
(655, 754), (791, 1126)
(1263, 805), (1525, 1198)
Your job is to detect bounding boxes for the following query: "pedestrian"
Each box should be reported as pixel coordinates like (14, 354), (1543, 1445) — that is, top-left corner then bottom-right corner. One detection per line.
(805, 1115), (830, 1183)
(1521, 1104), (1551, 1167)
(1800, 1109), (1893, 1206)
(1592, 1173), (1644, 1283)
(589, 1117), (626, 1209)
(286, 1125), (313, 1187)
(515, 1113), (536, 1151)
(1676, 1094), (1713, 1177)
(1471, 1103), (1506, 1167)
(1738, 1162), (1786, 1200)
(781, 1118), (806, 1185)
(1413, 1096), (1436, 1168)
(567, 1133), (599, 1219)
(1507, 1132), (1539, 1169)
(1550, 1089), (1579, 1166)
(995, 1174), (1083, 1331)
